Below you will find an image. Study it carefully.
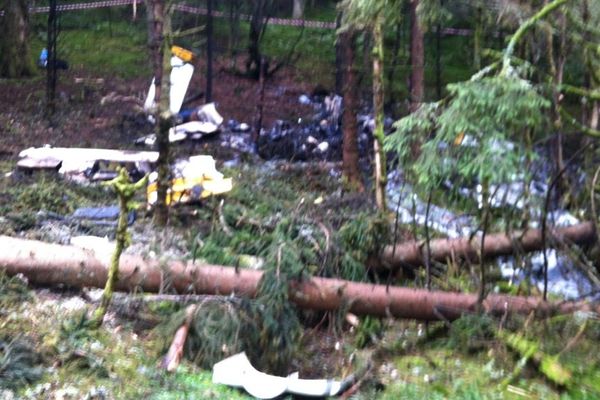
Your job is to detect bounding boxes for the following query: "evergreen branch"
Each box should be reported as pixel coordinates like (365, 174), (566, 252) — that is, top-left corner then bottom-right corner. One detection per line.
(172, 25), (205, 38)
(502, 0), (570, 75)
(558, 84), (600, 101)
(470, 61), (500, 81)
(559, 107), (600, 138)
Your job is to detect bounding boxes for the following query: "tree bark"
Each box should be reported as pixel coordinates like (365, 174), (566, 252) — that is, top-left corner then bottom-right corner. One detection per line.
(46, 0), (58, 116)
(335, 12), (344, 95)
(160, 304), (197, 371)
(292, 0), (305, 19)
(205, 0), (214, 102)
(246, 0), (269, 79)
(0, 0), (35, 78)
(374, 221), (597, 272)
(409, 0), (424, 111)
(372, 19), (387, 210)
(340, 29), (363, 191)
(473, 5), (482, 70)
(1, 236), (598, 321)
(227, 0), (241, 67)
(145, 0), (172, 226)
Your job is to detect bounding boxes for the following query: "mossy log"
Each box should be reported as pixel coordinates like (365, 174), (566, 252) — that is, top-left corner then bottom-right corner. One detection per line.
(374, 221), (596, 272)
(1, 236), (599, 321)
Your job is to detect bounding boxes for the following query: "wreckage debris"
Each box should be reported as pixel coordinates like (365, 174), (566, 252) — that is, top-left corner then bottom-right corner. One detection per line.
(257, 94), (372, 162)
(212, 352), (353, 399)
(72, 206), (136, 227)
(18, 146), (157, 183)
(16, 147), (232, 208)
(135, 103), (224, 147)
(147, 155), (232, 206)
(144, 54), (194, 115)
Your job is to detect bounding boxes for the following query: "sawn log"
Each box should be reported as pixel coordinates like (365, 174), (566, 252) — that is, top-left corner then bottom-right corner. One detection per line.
(375, 221), (597, 272)
(0, 236), (598, 321)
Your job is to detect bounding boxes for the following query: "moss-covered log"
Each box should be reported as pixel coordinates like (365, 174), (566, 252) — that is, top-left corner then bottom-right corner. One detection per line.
(1, 236), (599, 321)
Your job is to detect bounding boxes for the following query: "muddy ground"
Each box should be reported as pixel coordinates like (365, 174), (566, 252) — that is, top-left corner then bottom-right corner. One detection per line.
(0, 57), (318, 157)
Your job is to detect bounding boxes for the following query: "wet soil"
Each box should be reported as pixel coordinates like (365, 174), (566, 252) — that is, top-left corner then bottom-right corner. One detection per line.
(0, 56), (317, 162)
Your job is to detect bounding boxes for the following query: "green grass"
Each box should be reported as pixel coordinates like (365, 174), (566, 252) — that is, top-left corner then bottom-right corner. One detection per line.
(60, 23), (149, 78)
(377, 344), (589, 399)
(148, 367), (252, 400)
(23, 4), (479, 96)
(29, 16), (148, 79)
(0, 271), (250, 399)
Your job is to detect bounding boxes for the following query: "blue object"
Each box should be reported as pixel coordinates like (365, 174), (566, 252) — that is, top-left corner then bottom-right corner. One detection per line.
(177, 109), (193, 121)
(39, 48), (48, 67)
(72, 206), (136, 226)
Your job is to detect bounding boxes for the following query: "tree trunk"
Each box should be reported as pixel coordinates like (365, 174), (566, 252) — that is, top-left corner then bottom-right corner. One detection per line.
(145, 0), (172, 226)
(1, 236), (599, 321)
(0, 0), (35, 78)
(292, 0), (305, 19)
(473, 5), (482, 70)
(46, 0), (58, 116)
(340, 30), (363, 191)
(409, 0), (424, 111)
(374, 221), (596, 272)
(335, 12), (344, 95)
(227, 0), (241, 68)
(246, 0), (269, 79)
(253, 57), (266, 153)
(435, 0), (443, 99)
(387, 23), (402, 105)
(205, 0), (214, 102)
(372, 19), (387, 210)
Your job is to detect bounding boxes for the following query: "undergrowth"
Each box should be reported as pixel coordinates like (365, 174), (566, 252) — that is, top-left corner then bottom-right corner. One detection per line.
(167, 166), (391, 374)
(0, 174), (110, 232)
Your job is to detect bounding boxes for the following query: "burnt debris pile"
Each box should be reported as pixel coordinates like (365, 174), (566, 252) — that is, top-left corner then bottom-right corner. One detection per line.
(256, 94), (374, 162)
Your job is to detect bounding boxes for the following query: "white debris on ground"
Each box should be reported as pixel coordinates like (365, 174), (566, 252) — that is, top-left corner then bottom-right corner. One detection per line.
(212, 352), (351, 399)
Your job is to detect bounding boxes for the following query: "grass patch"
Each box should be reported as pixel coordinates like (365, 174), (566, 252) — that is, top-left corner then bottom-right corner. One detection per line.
(150, 367), (251, 400)
(0, 173), (112, 233)
(29, 15), (148, 79)
(59, 21), (148, 79)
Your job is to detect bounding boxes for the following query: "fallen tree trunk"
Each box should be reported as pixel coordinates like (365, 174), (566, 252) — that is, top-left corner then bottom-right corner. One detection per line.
(0, 236), (598, 321)
(375, 221), (597, 272)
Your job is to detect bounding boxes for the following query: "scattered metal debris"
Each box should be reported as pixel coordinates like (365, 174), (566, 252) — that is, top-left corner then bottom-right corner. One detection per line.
(143, 55), (194, 115)
(72, 206), (136, 226)
(212, 352), (353, 399)
(147, 155), (232, 206)
(18, 146), (157, 183)
(136, 103), (224, 146)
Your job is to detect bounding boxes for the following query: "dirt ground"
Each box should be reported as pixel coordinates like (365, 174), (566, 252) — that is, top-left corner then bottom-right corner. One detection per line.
(0, 56), (318, 160)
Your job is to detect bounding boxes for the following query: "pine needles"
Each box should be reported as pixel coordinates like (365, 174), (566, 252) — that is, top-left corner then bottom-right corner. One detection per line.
(0, 336), (43, 389)
(166, 167), (391, 374)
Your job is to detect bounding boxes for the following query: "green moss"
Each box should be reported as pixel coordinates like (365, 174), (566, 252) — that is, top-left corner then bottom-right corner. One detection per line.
(150, 367), (252, 400)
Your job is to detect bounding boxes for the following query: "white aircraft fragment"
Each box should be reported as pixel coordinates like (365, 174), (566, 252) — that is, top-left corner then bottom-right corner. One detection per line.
(212, 352), (352, 399)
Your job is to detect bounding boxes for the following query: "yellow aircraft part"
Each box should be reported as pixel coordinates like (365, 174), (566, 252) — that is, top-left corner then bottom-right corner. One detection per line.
(147, 176), (232, 206)
(171, 46), (194, 63)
